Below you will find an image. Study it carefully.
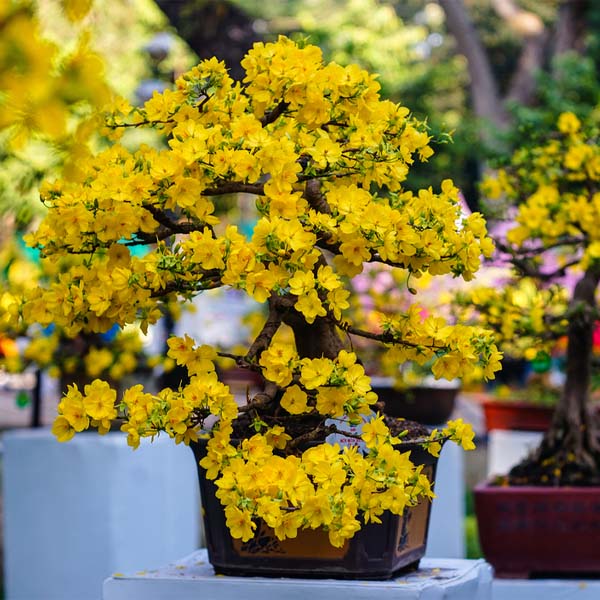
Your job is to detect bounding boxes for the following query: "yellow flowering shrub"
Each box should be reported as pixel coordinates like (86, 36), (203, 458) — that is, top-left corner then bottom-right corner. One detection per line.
(458, 111), (600, 486)
(461, 111), (600, 359)
(0, 237), (158, 387)
(0, 1), (109, 148)
(25, 37), (502, 544)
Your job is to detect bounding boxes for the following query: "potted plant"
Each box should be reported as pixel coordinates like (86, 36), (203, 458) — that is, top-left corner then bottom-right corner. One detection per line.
(458, 111), (600, 577)
(22, 37), (501, 579)
(480, 383), (557, 433)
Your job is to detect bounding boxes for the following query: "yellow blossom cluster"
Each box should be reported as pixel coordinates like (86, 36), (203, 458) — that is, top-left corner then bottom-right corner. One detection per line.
(453, 278), (568, 359)
(38, 37), (499, 545)
(0, 1), (109, 149)
(482, 112), (600, 270)
(0, 239), (154, 382)
(26, 37), (499, 364)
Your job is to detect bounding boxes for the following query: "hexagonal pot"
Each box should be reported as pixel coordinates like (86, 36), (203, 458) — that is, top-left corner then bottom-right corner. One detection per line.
(191, 440), (439, 579)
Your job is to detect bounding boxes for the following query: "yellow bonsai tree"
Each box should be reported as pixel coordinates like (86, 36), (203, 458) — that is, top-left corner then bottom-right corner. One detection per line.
(23, 37), (501, 545)
(458, 110), (600, 485)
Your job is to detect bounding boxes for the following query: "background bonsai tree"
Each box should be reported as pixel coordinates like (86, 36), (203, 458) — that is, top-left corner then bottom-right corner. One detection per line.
(456, 110), (600, 485)
(22, 37), (501, 545)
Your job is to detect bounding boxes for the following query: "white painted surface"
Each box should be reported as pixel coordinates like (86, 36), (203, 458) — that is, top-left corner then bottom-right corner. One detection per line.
(103, 549), (493, 600)
(493, 579), (600, 599)
(486, 429), (543, 477)
(426, 441), (466, 558)
(2, 429), (201, 600)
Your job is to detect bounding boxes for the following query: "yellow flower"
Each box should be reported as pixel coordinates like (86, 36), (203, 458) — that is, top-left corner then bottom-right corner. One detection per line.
(167, 334), (197, 365)
(557, 112), (581, 134)
(288, 270), (315, 296)
(52, 416), (76, 442)
(224, 505), (256, 541)
(58, 385), (90, 432)
(280, 385), (310, 414)
(294, 289), (327, 324)
(265, 425), (292, 450)
(315, 386), (347, 417)
(300, 357), (334, 389)
(339, 237), (370, 266)
(81, 380), (117, 421)
(444, 418), (476, 451)
(361, 415), (390, 448)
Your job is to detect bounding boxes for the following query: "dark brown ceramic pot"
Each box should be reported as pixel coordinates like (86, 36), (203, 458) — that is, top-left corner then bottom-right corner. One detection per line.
(191, 440), (439, 579)
(373, 385), (458, 425)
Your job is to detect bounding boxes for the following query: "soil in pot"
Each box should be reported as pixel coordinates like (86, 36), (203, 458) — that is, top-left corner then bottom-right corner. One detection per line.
(191, 415), (439, 579)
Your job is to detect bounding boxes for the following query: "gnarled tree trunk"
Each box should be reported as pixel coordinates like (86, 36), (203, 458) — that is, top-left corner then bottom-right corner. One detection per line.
(509, 269), (600, 485)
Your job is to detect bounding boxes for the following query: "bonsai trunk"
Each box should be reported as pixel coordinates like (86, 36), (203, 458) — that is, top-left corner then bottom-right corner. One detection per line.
(509, 269), (600, 485)
(269, 291), (345, 360)
(286, 314), (344, 360)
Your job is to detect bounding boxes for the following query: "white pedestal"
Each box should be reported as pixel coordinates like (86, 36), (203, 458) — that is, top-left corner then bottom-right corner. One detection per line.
(2, 429), (201, 600)
(486, 430), (543, 477)
(493, 578), (600, 599)
(426, 441), (465, 558)
(103, 549), (493, 600)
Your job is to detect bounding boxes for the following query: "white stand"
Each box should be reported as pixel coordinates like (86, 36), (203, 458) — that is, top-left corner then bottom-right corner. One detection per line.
(103, 549), (493, 600)
(486, 430), (543, 477)
(2, 429), (201, 600)
(426, 441), (465, 558)
(493, 579), (600, 599)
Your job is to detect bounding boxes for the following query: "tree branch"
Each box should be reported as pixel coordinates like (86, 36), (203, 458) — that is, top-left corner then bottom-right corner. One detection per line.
(489, 0), (549, 106)
(202, 181), (265, 196)
(260, 101), (289, 127)
(554, 0), (590, 56)
(335, 319), (445, 351)
(245, 300), (284, 363)
(495, 237), (586, 257)
(505, 32), (550, 106)
(303, 178), (332, 214)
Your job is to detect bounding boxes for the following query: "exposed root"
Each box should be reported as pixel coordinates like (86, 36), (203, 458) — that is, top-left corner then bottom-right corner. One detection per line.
(506, 411), (600, 486)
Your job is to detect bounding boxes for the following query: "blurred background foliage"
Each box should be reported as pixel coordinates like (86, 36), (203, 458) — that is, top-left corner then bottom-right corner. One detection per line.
(0, 0), (195, 232)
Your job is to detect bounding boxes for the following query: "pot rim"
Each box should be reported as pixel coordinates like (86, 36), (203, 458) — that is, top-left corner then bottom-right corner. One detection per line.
(474, 479), (600, 493)
(481, 398), (555, 411)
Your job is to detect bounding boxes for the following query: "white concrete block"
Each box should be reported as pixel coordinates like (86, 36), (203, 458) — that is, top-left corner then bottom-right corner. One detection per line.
(486, 429), (543, 477)
(103, 549), (493, 600)
(426, 441), (466, 558)
(2, 429), (201, 600)
(493, 578), (600, 600)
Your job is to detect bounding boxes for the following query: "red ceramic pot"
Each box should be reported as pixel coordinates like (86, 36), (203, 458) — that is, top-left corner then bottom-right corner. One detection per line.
(474, 481), (600, 577)
(482, 399), (554, 432)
